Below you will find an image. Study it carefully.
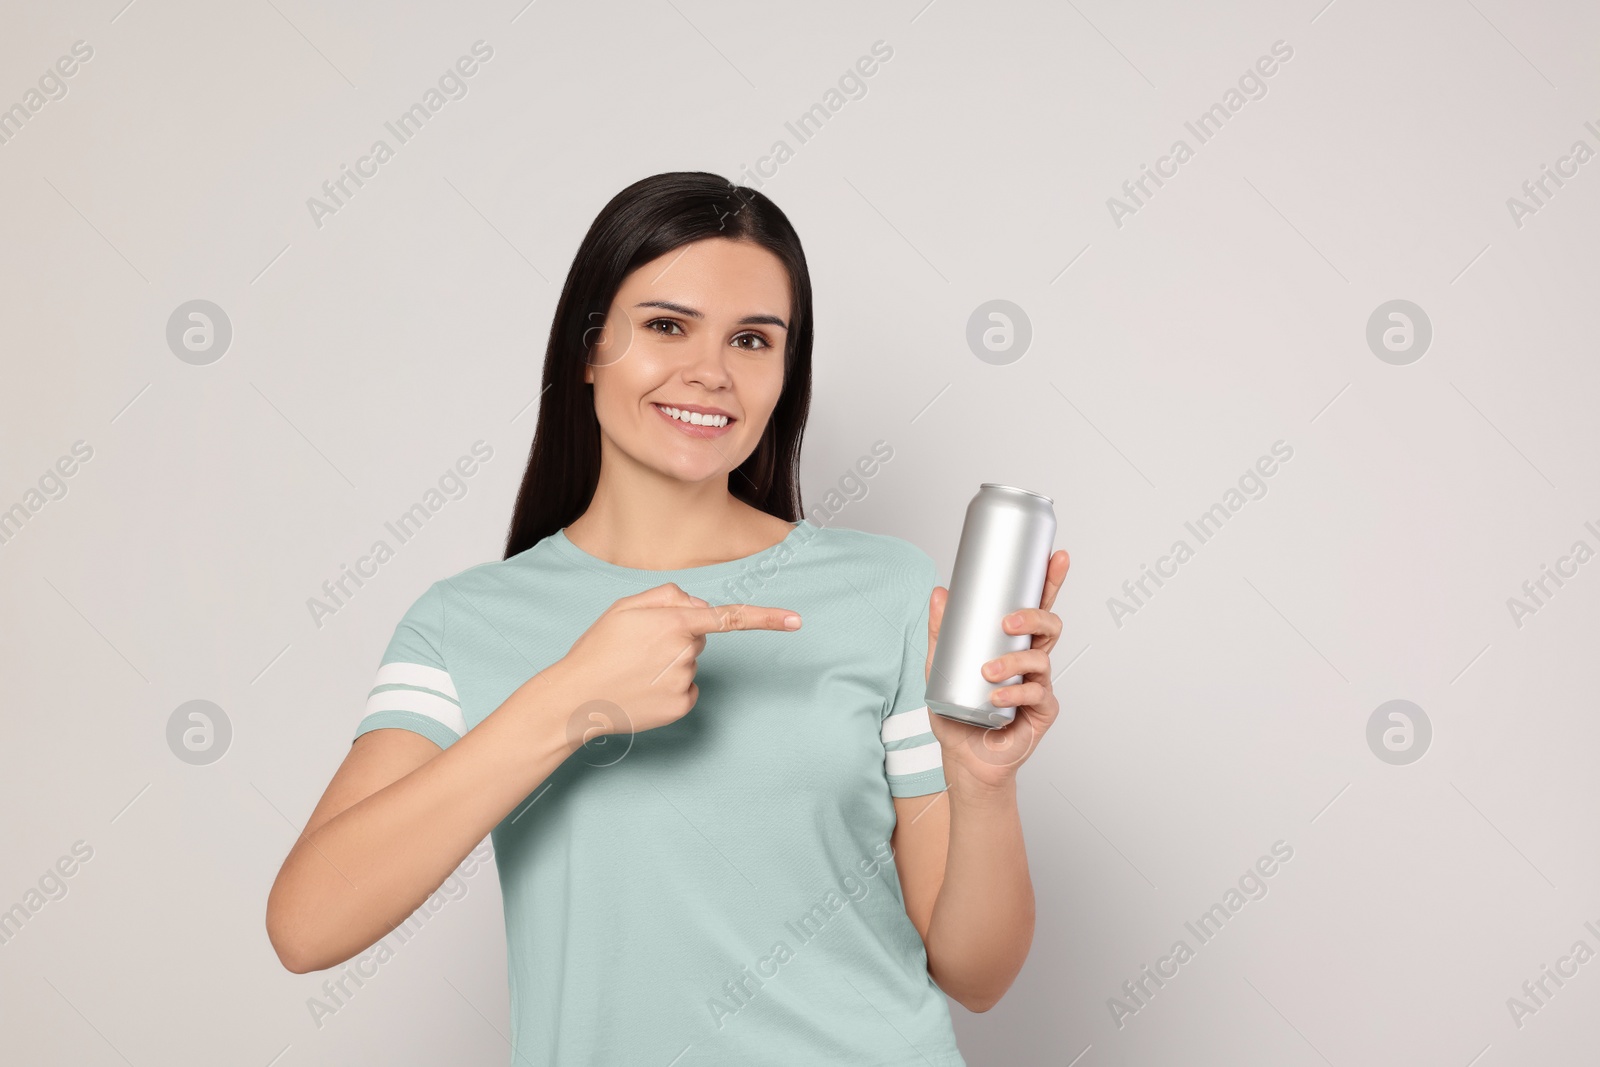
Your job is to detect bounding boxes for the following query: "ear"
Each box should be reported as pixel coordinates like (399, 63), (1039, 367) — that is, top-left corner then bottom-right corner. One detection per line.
(584, 361), (593, 385)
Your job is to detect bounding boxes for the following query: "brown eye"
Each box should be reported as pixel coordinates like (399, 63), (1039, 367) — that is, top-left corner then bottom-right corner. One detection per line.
(733, 332), (771, 351)
(646, 318), (684, 336)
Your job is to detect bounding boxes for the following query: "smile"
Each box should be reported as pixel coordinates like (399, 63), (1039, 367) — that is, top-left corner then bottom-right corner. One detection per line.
(651, 403), (736, 439)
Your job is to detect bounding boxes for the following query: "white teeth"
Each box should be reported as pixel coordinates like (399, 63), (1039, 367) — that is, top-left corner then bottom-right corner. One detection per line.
(658, 405), (728, 427)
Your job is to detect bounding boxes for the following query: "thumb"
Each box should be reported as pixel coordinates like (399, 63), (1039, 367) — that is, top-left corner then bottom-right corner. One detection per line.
(626, 583), (698, 609)
(925, 586), (947, 683)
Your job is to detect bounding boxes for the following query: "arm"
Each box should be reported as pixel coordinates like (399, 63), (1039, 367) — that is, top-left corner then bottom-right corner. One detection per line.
(892, 777), (1033, 1013)
(265, 670), (580, 973)
(266, 582), (800, 974)
(891, 549), (1070, 1012)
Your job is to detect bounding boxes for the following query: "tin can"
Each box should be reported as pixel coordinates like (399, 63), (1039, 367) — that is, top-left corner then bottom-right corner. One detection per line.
(926, 484), (1057, 729)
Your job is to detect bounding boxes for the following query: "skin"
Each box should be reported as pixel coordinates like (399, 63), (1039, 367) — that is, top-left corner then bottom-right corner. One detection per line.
(566, 235), (797, 566)
(265, 233), (1068, 1020)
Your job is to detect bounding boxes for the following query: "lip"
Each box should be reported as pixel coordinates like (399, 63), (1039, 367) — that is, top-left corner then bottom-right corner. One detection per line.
(651, 401), (737, 440)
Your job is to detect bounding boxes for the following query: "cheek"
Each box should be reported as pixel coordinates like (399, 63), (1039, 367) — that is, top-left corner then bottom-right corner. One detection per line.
(591, 346), (666, 408)
(588, 370), (638, 435)
(742, 361), (787, 420)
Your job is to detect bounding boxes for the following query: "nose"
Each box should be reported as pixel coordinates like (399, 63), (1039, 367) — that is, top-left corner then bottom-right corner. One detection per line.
(680, 334), (733, 391)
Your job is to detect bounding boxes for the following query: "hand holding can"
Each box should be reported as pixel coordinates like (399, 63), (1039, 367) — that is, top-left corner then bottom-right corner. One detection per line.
(926, 484), (1057, 729)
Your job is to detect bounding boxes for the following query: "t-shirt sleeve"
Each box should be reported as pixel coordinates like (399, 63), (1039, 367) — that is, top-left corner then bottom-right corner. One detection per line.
(881, 548), (946, 798)
(354, 581), (465, 751)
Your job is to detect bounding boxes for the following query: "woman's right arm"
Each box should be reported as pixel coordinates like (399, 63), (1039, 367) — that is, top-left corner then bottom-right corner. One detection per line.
(264, 668), (581, 974)
(265, 581), (799, 973)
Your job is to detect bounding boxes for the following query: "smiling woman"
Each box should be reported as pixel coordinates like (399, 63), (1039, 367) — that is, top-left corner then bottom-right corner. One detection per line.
(503, 175), (815, 566)
(267, 172), (1060, 1067)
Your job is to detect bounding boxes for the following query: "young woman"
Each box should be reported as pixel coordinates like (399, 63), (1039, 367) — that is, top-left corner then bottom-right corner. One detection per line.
(266, 171), (1070, 1065)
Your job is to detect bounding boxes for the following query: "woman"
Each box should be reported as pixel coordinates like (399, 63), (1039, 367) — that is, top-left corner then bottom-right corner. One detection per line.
(266, 171), (1070, 1065)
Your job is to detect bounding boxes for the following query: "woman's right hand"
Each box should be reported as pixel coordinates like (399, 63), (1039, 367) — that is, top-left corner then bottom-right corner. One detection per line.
(544, 582), (801, 739)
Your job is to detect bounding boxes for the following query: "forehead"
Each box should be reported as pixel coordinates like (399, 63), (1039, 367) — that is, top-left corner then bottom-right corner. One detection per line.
(618, 238), (790, 315)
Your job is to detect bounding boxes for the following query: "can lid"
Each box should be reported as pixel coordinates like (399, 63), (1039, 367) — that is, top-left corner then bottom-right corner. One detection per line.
(980, 482), (1054, 505)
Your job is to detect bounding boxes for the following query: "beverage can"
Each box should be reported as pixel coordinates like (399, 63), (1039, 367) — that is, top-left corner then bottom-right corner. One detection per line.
(926, 484), (1057, 729)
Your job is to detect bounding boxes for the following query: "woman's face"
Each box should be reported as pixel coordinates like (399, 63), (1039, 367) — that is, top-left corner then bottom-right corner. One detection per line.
(585, 237), (791, 486)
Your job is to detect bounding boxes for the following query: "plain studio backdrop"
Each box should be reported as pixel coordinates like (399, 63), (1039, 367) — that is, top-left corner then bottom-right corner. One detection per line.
(3, 1), (1598, 1064)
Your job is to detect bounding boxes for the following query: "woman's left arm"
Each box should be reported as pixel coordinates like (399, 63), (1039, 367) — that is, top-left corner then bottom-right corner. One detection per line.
(891, 549), (1071, 1013)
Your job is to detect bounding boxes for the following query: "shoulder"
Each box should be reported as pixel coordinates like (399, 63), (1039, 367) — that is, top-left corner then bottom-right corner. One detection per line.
(814, 521), (934, 566)
(401, 539), (556, 619)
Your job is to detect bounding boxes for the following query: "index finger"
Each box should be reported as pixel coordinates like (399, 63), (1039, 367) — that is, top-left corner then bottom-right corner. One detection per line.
(682, 603), (802, 635)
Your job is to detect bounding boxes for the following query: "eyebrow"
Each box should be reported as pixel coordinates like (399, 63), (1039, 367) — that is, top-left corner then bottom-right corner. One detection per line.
(633, 300), (788, 330)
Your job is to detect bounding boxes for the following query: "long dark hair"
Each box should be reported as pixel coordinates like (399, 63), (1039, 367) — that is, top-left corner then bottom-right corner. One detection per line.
(502, 172), (814, 560)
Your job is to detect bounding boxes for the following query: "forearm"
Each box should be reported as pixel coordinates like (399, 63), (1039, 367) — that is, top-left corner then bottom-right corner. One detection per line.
(270, 673), (577, 972)
(922, 773), (1034, 1011)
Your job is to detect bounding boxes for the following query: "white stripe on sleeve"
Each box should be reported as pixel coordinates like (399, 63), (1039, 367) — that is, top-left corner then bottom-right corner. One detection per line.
(885, 741), (943, 777)
(373, 661), (459, 699)
(882, 704), (933, 744)
(362, 686), (467, 737)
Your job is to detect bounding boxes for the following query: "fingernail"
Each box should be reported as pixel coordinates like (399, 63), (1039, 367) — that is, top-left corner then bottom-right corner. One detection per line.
(784, 614), (801, 630)
(1004, 614), (1020, 629)
(984, 660), (999, 679)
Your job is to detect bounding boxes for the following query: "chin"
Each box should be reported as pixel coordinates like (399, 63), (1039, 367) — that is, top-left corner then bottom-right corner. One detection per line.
(649, 453), (739, 484)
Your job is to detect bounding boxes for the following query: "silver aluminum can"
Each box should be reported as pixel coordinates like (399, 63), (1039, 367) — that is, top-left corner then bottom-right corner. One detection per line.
(926, 484), (1057, 729)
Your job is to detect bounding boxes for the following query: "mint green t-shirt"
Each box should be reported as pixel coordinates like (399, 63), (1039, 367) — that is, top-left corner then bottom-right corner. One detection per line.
(354, 518), (967, 1066)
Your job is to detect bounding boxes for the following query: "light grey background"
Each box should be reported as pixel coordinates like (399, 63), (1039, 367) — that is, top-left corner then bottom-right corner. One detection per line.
(3, 0), (1598, 1064)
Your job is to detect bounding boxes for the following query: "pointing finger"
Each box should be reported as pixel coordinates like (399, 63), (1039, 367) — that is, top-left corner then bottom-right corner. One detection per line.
(683, 603), (802, 636)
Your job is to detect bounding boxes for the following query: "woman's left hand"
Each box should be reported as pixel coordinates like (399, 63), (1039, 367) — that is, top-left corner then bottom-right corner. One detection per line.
(923, 549), (1070, 792)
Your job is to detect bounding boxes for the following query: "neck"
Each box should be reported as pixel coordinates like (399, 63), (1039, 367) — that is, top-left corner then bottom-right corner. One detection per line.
(564, 440), (780, 570)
